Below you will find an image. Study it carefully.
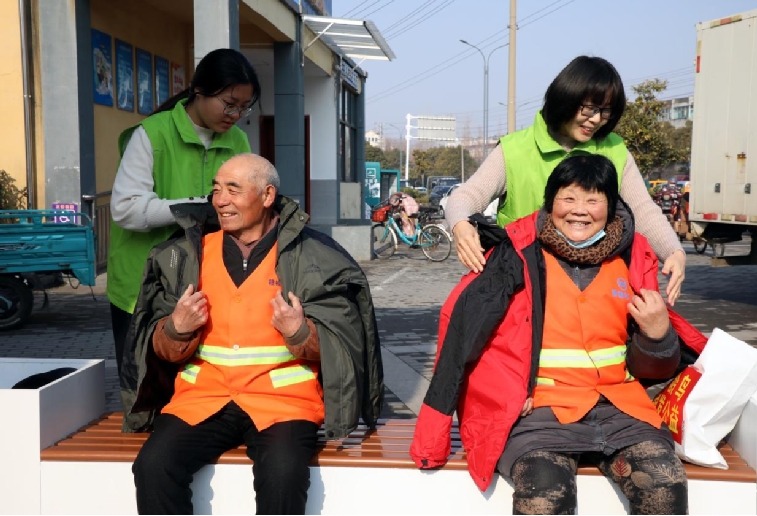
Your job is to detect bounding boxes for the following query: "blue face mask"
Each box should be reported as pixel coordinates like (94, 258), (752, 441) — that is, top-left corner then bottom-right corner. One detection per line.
(555, 228), (606, 249)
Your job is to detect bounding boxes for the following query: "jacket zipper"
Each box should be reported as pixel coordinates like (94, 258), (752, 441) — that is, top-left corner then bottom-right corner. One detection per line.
(202, 148), (208, 190)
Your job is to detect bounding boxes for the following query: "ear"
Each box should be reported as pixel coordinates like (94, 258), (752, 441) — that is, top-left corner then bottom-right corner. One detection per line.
(262, 185), (276, 208)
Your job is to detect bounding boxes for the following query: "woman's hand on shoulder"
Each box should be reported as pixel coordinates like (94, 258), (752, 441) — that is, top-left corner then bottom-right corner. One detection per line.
(452, 220), (486, 273)
(661, 249), (686, 306)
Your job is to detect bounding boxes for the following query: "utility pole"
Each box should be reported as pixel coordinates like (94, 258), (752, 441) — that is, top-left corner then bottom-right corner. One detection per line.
(507, 0), (517, 133)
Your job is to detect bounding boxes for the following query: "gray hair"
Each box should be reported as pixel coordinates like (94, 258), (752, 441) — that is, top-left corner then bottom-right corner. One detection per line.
(228, 153), (280, 193)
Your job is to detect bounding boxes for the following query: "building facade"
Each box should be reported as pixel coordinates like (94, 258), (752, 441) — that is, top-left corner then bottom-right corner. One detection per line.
(2, 0), (392, 261)
(659, 95), (694, 129)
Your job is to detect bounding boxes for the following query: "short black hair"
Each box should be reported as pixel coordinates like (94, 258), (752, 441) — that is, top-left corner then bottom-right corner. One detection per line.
(544, 154), (619, 220)
(542, 56), (626, 140)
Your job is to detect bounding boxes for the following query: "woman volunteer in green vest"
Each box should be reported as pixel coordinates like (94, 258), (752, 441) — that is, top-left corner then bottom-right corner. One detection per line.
(445, 56), (687, 305)
(107, 48), (260, 374)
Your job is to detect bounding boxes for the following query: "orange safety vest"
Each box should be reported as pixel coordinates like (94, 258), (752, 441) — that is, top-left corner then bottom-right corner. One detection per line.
(161, 231), (325, 429)
(533, 251), (662, 428)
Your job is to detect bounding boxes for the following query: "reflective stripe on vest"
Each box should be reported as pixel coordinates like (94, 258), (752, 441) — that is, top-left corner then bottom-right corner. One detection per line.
(180, 363), (200, 384)
(162, 230), (325, 429)
(534, 250), (662, 428)
(270, 365), (317, 388)
(195, 344), (295, 366)
(538, 345), (627, 369)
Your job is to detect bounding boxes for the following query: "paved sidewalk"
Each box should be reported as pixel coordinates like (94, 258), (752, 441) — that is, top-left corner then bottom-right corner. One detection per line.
(0, 238), (755, 421)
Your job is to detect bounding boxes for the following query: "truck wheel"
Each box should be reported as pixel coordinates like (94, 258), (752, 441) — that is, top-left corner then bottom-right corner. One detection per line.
(0, 276), (33, 330)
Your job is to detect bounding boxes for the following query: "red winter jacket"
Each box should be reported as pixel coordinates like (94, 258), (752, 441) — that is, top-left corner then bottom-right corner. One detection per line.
(409, 212), (707, 491)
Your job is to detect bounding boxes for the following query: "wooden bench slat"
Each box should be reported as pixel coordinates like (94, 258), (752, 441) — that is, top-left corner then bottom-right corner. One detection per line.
(41, 412), (756, 483)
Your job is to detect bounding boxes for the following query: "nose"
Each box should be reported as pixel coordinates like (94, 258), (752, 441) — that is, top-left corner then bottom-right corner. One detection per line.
(213, 189), (230, 206)
(587, 110), (602, 124)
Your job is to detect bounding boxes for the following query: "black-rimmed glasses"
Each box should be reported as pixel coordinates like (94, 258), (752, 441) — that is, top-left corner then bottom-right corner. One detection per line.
(215, 96), (254, 117)
(580, 104), (614, 120)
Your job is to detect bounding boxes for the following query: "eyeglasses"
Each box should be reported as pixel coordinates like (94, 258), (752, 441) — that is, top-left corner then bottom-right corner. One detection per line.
(580, 104), (614, 120)
(214, 96), (254, 117)
(555, 196), (607, 208)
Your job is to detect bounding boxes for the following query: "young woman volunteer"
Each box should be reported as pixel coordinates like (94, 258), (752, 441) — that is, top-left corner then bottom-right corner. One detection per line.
(107, 48), (260, 374)
(445, 56), (687, 305)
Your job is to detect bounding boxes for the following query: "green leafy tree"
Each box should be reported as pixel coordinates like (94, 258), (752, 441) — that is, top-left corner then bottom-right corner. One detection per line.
(382, 148), (402, 170)
(411, 149), (431, 186)
(615, 80), (681, 176)
(0, 170), (28, 224)
(365, 142), (385, 164)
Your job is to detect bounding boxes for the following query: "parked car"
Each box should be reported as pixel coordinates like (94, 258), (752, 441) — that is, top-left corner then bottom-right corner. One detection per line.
(429, 185), (454, 209)
(413, 186), (427, 194)
(438, 184), (498, 221)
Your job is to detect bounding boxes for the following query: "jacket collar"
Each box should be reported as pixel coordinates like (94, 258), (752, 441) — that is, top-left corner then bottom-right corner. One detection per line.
(506, 198), (636, 259)
(533, 110), (604, 156)
(171, 99), (237, 151)
(169, 194), (308, 246)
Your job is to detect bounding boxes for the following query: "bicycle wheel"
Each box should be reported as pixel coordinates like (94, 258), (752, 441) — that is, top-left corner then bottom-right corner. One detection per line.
(693, 238), (707, 254)
(372, 223), (397, 259)
(420, 224), (452, 262)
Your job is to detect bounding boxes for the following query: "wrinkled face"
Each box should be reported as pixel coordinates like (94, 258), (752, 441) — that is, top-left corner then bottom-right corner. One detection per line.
(560, 100), (612, 143)
(191, 84), (254, 133)
(211, 160), (274, 242)
(550, 184), (609, 242)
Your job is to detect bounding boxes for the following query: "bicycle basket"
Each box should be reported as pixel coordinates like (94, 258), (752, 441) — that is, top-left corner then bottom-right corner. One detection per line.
(371, 205), (392, 223)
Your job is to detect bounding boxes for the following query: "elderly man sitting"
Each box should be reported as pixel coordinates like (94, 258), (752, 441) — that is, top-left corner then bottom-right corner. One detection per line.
(120, 153), (383, 515)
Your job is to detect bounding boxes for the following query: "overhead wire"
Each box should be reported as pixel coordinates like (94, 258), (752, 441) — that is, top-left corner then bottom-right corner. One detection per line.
(340, 0), (374, 18)
(368, 0), (578, 104)
(385, 0), (457, 40)
(382, 0), (439, 33)
(361, 0), (397, 18)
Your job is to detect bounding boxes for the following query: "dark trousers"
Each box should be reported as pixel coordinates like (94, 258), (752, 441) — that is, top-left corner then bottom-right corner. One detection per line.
(133, 402), (319, 515)
(110, 303), (132, 375)
(510, 440), (688, 515)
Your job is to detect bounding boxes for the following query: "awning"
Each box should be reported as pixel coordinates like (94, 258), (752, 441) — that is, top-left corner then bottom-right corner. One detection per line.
(302, 15), (396, 63)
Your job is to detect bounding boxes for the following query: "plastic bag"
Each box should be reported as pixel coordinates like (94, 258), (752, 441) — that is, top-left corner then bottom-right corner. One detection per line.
(653, 328), (757, 468)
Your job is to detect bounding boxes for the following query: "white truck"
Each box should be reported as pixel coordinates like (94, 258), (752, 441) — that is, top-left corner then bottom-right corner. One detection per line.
(688, 9), (757, 263)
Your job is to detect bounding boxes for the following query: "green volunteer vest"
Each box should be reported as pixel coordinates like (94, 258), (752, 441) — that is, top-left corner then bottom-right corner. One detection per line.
(496, 111), (627, 227)
(107, 99), (251, 313)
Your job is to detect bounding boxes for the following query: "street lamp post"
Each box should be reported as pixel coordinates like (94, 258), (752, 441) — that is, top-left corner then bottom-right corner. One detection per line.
(385, 122), (403, 183)
(460, 40), (507, 160)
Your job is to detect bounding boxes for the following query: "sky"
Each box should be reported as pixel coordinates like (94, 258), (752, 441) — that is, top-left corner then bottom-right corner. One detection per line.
(332, 0), (757, 141)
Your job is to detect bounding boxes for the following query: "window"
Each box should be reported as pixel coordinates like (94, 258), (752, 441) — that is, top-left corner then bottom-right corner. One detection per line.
(340, 88), (357, 182)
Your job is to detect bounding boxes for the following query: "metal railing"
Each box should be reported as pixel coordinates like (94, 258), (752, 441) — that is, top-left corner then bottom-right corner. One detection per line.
(82, 191), (111, 274)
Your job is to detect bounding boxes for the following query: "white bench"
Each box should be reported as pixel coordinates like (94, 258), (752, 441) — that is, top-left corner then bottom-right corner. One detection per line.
(38, 400), (757, 515)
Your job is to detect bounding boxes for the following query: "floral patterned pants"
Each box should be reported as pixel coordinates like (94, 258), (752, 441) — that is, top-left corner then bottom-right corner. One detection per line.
(510, 440), (688, 515)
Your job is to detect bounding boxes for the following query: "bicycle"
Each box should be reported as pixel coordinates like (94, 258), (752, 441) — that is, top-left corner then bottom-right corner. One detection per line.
(371, 205), (452, 261)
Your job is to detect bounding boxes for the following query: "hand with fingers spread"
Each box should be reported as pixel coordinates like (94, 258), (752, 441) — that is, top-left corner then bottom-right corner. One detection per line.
(661, 249), (686, 306)
(627, 288), (670, 339)
(271, 291), (305, 338)
(452, 220), (486, 273)
(170, 285), (208, 334)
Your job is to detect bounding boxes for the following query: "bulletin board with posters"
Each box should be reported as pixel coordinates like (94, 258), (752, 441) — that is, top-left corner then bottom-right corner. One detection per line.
(154, 56), (170, 108)
(91, 29), (113, 106)
(136, 49), (154, 115)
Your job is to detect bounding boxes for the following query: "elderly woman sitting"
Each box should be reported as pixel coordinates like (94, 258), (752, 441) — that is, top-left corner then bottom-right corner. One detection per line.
(411, 154), (705, 515)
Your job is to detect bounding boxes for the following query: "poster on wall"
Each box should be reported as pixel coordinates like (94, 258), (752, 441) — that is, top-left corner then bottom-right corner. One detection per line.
(171, 62), (186, 95)
(154, 56), (170, 108)
(91, 29), (113, 106)
(136, 48), (153, 115)
(115, 40), (134, 112)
